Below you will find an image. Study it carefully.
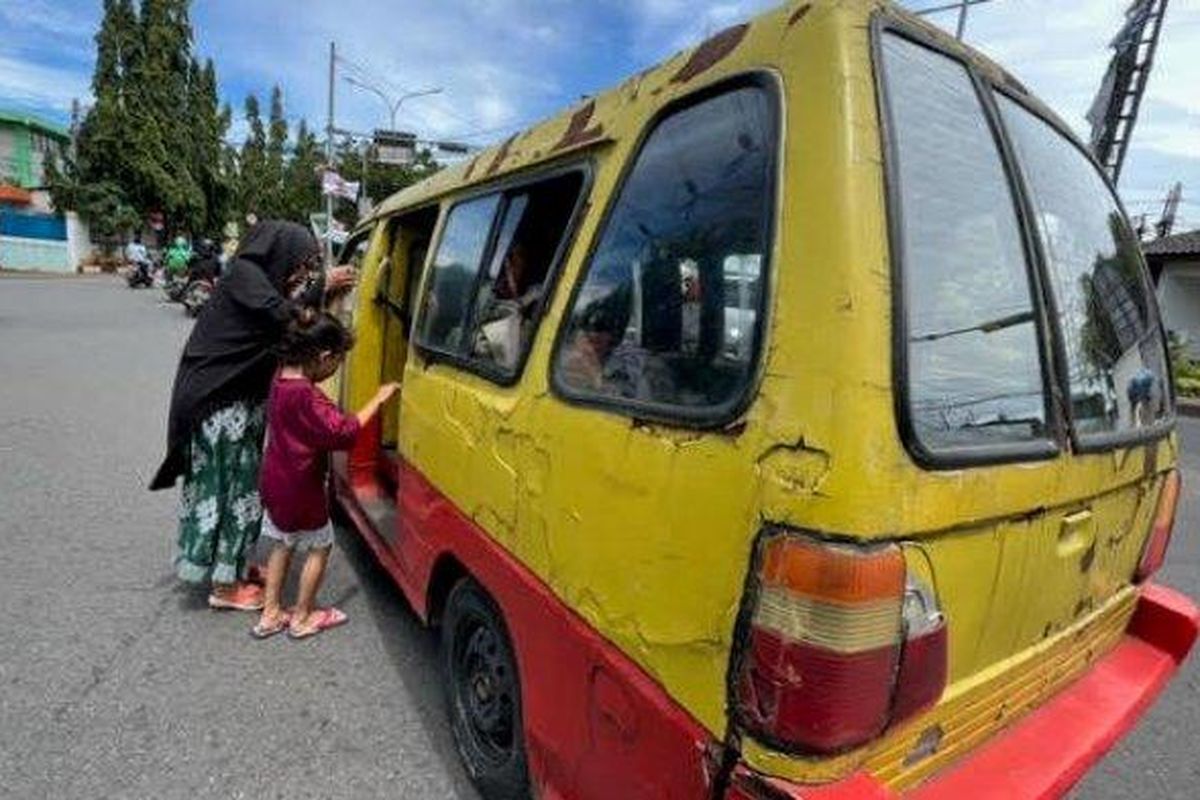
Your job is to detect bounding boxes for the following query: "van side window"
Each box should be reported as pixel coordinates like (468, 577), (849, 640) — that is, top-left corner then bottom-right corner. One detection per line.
(468, 172), (585, 373)
(553, 84), (776, 419)
(415, 172), (586, 377)
(997, 97), (1170, 437)
(417, 194), (500, 354)
(881, 34), (1051, 456)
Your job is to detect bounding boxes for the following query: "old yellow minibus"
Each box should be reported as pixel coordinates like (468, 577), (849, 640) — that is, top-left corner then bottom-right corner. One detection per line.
(330, 2), (1199, 798)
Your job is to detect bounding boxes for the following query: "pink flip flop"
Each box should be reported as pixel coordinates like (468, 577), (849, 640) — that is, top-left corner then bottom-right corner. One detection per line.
(288, 607), (348, 640)
(250, 611), (292, 640)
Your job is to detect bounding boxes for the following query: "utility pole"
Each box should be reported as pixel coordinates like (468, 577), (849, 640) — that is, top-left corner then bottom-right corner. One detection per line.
(324, 41), (336, 266)
(1157, 182), (1183, 239)
(361, 140), (371, 216)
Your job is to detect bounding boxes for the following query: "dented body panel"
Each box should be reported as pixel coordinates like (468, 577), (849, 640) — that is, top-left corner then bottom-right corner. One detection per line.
(332, 1), (1196, 796)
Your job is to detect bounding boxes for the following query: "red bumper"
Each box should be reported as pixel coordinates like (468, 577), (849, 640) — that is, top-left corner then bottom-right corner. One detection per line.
(727, 583), (1200, 800)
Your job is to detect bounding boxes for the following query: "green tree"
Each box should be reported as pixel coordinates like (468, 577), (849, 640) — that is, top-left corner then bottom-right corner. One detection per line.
(49, 0), (234, 241)
(186, 59), (230, 235)
(283, 119), (322, 224)
(263, 85), (289, 217)
(331, 137), (440, 227)
(49, 0), (142, 240)
(128, 0), (202, 232)
(237, 93), (268, 217)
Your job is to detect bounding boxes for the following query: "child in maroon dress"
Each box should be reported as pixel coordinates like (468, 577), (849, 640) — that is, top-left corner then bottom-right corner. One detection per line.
(253, 311), (398, 639)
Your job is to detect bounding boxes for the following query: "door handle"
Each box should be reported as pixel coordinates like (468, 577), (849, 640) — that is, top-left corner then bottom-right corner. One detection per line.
(1058, 509), (1096, 558)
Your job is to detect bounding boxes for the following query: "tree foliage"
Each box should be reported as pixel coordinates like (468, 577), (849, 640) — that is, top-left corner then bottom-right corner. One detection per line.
(50, 0), (230, 240)
(330, 137), (440, 228)
(49, 0), (444, 241)
(284, 119), (322, 223)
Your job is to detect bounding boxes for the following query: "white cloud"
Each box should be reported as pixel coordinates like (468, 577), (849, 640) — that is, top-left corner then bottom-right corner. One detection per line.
(3, 0), (1198, 220)
(915, 0), (1200, 210)
(0, 52), (89, 113)
(0, 0), (95, 42)
(617, 0), (776, 59)
(188, 0), (580, 145)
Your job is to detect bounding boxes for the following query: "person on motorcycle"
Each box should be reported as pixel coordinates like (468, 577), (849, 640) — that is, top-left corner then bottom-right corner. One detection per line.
(180, 239), (222, 317)
(164, 236), (193, 279)
(125, 234), (152, 283)
(189, 239), (221, 283)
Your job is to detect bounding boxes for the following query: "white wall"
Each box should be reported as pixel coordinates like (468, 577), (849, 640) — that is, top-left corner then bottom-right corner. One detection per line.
(1157, 260), (1200, 358)
(66, 212), (93, 271)
(0, 235), (71, 272)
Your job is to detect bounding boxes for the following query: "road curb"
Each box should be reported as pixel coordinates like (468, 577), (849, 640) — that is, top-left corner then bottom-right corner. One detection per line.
(1178, 398), (1200, 418)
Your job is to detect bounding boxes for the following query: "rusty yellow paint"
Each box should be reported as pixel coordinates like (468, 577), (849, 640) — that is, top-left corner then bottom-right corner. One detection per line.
(341, 0), (1176, 787)
(339, 222), (394, 411)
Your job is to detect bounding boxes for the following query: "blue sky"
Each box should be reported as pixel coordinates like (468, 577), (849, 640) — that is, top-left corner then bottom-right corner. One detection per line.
(1, 0), (1198, 228)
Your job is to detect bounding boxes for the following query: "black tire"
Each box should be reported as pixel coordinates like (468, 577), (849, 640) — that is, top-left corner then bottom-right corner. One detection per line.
(440, 578), (530, 800)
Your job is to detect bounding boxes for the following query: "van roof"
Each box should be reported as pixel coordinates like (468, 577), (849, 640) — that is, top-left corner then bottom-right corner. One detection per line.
(358, 0), (1065, 231)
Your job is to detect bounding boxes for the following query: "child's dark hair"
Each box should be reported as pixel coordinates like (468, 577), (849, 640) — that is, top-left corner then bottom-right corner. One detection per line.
(277, 309), (355, 366)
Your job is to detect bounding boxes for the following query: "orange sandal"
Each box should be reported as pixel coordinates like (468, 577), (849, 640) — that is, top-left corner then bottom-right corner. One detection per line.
(208, 582), (265, 611)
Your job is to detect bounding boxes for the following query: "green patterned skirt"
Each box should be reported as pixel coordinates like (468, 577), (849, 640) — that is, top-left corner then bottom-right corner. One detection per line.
(176, 401), (266, 585)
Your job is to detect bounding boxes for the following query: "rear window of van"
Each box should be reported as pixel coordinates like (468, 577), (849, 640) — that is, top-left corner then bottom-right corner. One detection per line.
(880, 33), (1052, 458)
(880, 31), (1170, 463)
(997, 96), (1170, 440)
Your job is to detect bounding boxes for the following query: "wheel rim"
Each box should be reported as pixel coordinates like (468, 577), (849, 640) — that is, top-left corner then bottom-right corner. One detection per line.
(450, 608), (516, 768)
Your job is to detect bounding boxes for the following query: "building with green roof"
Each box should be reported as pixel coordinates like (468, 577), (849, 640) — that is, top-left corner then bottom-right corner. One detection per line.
(0, 109), (70, 190)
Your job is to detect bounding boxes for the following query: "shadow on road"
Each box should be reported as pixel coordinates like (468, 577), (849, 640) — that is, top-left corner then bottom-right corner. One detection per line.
(332, 521), (480, 799)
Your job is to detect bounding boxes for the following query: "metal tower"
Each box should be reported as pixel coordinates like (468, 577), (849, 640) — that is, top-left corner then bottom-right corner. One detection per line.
(1087, 0), (1171, 184)
(1156, 182), (1183, 239)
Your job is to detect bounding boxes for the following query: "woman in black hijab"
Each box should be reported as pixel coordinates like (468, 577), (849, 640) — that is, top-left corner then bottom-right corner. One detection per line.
(151, 221), (351, 610)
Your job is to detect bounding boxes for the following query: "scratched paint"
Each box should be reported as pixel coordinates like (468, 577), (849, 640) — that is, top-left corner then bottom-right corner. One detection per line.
(340, 0), (1180, 789)
(553, 100), (605, 151)
(671, 23), (750, 84)
(484, 135), (516, 177)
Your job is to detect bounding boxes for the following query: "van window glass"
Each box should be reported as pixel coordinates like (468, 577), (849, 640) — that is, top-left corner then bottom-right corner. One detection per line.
(554, 85), (775, 415)
(998, 97), (1170, 437)
(416, 194), (500, 354)
(468, 172), (584, 373)
(881, 34), (1049, 454)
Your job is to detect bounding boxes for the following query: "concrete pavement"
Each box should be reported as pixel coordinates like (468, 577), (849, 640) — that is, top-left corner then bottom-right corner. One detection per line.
(0, 276), (1196, 799)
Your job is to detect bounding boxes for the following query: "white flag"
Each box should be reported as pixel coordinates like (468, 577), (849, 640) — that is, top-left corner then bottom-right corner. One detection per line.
(321, 170), (360, 201)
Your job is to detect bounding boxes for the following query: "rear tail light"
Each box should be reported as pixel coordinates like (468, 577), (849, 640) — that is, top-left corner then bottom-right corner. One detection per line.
(733, 532), (947, 754)
(1137, 469), (1180, 582)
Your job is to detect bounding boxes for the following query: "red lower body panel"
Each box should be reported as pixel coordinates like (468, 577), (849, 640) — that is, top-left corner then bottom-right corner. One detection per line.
(334, 458), (715, 800)
(727, 583), (1199, 800)
(332, 448), (1198, 800)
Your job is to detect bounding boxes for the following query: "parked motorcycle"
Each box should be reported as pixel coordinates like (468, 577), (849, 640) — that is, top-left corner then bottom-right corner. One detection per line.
(181, 277), (214, 317)
(162, 272), (189, 302)
(180, 240), (221, 317)
(125, 260), (154, 288)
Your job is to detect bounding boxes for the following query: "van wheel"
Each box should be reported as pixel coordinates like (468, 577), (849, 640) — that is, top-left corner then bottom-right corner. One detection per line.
(441, 578), (530, 800)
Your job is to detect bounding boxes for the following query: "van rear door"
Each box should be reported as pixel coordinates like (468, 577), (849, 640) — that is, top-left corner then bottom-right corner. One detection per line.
(879, 28), (1173, 679)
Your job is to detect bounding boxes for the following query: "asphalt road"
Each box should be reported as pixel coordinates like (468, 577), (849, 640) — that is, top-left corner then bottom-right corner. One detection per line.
(0, 275), (1196, 799)
(0, 276), (478, 800)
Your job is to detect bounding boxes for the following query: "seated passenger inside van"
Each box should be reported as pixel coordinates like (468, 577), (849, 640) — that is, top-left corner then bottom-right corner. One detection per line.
(473, 241), (543, 368)
(557, 284), (674, 400)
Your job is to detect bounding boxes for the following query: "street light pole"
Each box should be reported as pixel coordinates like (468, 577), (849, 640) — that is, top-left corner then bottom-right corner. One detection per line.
(343, 77), (443, 132)
(342, 77), (442, 212)
(324, 41), (336, 266)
